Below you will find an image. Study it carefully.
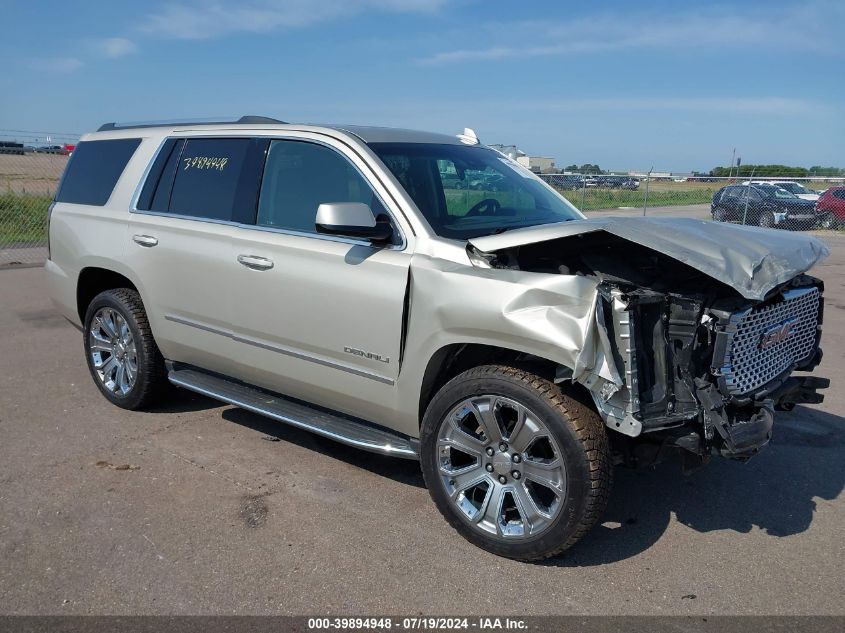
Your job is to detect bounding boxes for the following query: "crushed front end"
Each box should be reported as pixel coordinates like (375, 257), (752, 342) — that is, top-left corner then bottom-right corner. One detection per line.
(595, 274), (828, 466)
(465, 218), (831, 468)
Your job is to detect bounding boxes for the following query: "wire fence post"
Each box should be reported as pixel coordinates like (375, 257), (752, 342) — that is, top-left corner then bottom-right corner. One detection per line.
(642, 167), (653, 216)
(741, 168), (756, 226)
(579, 172), (586, 211)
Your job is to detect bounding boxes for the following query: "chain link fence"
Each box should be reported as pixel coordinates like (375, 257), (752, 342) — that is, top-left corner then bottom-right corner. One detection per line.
(0, 130), (77, 268)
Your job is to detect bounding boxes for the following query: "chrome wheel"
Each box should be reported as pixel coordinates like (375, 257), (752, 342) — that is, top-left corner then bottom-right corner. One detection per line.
(88, 307), (137, 396)
(437, 395), (566, 540)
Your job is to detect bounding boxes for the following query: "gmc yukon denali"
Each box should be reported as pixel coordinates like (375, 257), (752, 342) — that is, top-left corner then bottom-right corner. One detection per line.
(46, 117), (829, 560)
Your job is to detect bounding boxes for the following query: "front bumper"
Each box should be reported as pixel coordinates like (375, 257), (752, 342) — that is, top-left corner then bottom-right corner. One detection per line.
(695, 375), (829, 460)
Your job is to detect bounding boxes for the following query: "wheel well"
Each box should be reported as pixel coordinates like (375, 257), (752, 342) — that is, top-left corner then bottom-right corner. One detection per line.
(418, 344), (582, 424)
(76, 268), (137, 322)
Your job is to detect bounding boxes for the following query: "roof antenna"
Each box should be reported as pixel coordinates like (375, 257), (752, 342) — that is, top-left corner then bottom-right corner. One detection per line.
(457, 128), (480, 145)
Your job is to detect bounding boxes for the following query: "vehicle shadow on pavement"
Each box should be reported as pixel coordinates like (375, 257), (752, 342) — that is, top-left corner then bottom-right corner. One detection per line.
(220, 407), (426, 489)
(144, 388), (223, 414)
(546, 405), (845, 567)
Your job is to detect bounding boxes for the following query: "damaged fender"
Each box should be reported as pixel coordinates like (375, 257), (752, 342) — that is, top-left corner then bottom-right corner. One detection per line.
(399, 254), (636, 434)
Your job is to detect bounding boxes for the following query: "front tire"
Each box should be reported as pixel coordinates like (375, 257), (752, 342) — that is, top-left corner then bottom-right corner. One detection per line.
(758, 211), (776, 228)
(420, 365), (612, 561)
(83, 288), (168, 410)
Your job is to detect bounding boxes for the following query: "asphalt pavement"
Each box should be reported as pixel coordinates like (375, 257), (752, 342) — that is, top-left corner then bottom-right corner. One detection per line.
(1, 206), (843, 615)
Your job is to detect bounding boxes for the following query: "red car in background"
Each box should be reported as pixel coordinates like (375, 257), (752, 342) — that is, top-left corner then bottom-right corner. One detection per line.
(816, 186), (845, 229)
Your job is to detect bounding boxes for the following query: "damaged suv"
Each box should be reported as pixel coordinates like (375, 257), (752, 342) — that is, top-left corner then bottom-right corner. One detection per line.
(46, 118), (829, 561)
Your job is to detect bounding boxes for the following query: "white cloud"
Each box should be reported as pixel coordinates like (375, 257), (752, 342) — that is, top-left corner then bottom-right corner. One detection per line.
(142, 0), (448, 39)
(418, 3), (842, 64)
(27, 57), (84, 73)
(98, 37), (138, 58)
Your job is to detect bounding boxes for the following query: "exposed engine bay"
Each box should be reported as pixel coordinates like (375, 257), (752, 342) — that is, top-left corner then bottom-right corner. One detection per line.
(464, 225), (829, 468)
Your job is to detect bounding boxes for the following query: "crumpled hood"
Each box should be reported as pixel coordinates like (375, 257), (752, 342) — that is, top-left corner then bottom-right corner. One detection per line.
(468, 216), (829, 301)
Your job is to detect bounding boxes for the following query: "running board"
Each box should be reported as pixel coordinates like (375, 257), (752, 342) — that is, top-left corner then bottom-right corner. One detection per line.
(167, 366), (419, 459)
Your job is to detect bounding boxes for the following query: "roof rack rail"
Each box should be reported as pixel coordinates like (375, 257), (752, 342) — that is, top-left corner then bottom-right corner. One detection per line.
(97, 115), (287, 132)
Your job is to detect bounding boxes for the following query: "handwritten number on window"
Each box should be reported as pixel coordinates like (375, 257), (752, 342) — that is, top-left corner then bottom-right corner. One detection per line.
(183, 156), (229, 171)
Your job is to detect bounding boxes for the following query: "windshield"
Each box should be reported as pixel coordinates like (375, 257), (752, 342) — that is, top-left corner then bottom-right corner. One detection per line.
(755, 184), (797, 200)
(777, 182), (810, 195)
(369, 143), (581, 239)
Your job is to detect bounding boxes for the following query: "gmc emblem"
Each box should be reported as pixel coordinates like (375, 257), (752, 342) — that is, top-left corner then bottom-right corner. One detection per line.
(759, 317), (798, 350)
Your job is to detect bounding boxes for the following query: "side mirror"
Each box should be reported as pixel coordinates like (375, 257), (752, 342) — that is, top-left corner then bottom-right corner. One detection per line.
(315, 202), (393, 243)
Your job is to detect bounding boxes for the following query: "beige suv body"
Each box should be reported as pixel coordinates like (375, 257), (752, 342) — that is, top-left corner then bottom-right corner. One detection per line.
(46, 118), (829, 560)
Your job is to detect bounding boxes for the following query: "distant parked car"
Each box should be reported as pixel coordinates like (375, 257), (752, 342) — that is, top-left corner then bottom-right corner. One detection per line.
(440, 175), (464, 190)
(815, 186), (845, 229)
(548, 175), (584, 190)
(0, 141), (24, 155)
(36, 145), (68, 155)
(742, 180), (820, 202)
(619, 178), (640, 190)
(711, 184), (819, 229)
(468, 173), (507, 191)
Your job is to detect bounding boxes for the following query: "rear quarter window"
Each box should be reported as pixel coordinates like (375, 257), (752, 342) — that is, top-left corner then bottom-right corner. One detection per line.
(55, 138), (141, 206)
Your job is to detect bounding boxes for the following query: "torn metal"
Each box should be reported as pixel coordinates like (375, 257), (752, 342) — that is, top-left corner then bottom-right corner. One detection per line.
(408, 216), (829, 457)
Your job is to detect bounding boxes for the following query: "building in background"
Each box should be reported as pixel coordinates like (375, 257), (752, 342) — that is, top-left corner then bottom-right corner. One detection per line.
(628, 170), (672, 180)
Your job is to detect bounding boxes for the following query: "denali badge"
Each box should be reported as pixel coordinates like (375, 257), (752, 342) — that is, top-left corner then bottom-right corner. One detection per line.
(759, 317), (799, 350)
(344, 346), (390, 363)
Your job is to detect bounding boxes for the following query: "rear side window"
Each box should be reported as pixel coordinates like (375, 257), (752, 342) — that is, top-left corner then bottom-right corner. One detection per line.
(138, 137), (266, 223)
(169, 138), (253, 221)
(55, 138), (141, 205)
(137, 138), (183, 213)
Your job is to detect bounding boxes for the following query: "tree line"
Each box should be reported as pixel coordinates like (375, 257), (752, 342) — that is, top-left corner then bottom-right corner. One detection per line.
(710, 164), (844, 177)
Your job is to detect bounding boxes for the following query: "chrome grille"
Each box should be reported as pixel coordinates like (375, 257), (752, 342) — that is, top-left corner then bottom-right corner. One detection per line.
(720, 287), (820, 395)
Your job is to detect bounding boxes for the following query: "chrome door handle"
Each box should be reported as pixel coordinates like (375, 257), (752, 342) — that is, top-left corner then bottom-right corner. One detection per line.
(132, 234), (158, 248)
(237, 254), (274, 271)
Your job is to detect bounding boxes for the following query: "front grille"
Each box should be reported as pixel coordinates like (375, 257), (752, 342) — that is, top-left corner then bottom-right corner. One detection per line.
(720, 287), (820, 395)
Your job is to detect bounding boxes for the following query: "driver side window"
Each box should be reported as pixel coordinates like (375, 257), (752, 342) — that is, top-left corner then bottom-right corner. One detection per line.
(257, 140), (386, 234)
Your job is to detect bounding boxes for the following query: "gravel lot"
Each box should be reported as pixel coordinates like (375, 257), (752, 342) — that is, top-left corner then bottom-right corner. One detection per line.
(1, 210), (843, 615)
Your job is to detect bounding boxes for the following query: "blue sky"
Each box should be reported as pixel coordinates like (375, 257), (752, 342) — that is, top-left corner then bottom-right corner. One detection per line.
(1, 0), (842, 171)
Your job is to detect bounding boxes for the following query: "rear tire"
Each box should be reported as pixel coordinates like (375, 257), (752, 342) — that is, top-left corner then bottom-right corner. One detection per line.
(818, 212), (839, 230)
(420, 365), (612, 561)
(83, 288), (168, 410)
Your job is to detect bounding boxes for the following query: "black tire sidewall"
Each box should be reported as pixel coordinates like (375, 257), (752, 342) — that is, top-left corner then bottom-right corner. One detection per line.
(759, 211), (775, 228)
(83, 290), (152, 409)
(820, 212), (837, 230)
(421, 370), (597, 560)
